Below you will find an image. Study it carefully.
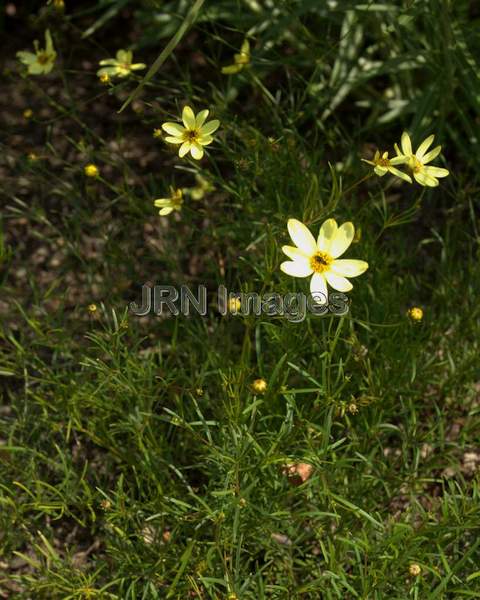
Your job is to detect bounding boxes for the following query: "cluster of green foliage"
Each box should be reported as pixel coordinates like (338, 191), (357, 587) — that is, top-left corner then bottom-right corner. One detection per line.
(1, 0), (480, 598)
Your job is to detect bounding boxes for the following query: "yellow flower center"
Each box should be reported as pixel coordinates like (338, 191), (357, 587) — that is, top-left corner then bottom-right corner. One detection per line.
(409, 156), (423, 173)
(37, 52), (50, 65)
(310, 251), (332, 273)
(376, 157), (390, 167)
(184, 129), (199, 143)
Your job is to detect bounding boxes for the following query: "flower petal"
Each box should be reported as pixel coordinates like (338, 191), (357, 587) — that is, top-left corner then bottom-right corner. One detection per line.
(388, 166), (412, 183)
(416, 134), (435, 159)
(179, 141), (191, 158)
(282, 245), (310, 260)
(182, 106), (196, 129)
(199, 119), (220, 136)
(190, 142), (204, 160)
(390, 155), (408, 165)
(165, 136), (184, 144)
(422, 145), (442, 164)
(414, 170), (438, 187)
(159, 207), (174, 216)
(280, 260), (313, 278)
(424, 165), (449, 178)
(317, 218), (338, 252)
(287, 219), (317, 255)
(162, 122), (185, 136)
(324, 271), (353, 292)
(310, 273), (328, 304)
(329, 222), (354, 259)
(400, 132), (412, 156)
(198, 135), (213, 146)
(331, 259), (368, 278)
(195, 109), (209, 128)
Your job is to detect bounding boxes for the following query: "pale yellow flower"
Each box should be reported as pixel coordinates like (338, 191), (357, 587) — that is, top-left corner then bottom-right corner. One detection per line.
(97, 49), (146, 79)
(395, 132), (449, 187)
(186, 174), (215, 200)
(161, 106), (220, 160)
(252, 378), (267, 394)
(362, 150), (411, 183)
(227, 297), (242, 313)
(409, 563), (421, 577)
(222, 39), (251, 74)
(154, 187), (183, 216)
(407, 307), (423, 321)
(281, 218), (368, 304)
(23, 108), (33, 119)
(17, 30), (56, 75)
(84, 163), (99, 177)
(88, 303), (97, 313)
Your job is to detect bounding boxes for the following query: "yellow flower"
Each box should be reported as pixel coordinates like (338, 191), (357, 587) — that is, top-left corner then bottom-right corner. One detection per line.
(409, 563), (421, 577)
(47, 0), (65, 9)
(227, 297), (242, 313)
(23, 108), (33, 119)
(222, 39), (251, 74)
(395, 132), (449, 187)
(281, 218), (368, 303)
(154, 187), (183, 216)
(362, 150), (411, 183)
(84, 163), (99, 177)
(17, 29), (56, 75)
(161, 106), (220, 160)
(407, 306), (423, 321)
(187, 174), (215, 200)
(88, 303), (97, 313)
(97, 49), (146, 79)
(28, 152), (39, 162)
(252, 378), (267, 394)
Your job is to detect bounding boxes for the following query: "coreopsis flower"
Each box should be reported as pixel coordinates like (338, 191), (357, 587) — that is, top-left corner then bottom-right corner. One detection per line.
(407, 306), (423, 321)
(84, 163), (99, 177)
(409, 564), (421, 577)
(227, 297), (242, 313)
(154, 187), (183, 216)
(221, 39), (250, 74)
(186, 174), (215, 200)
(395, 132), (449, 187)
(281, 218), (368, 303)
(362, 150), (411, 183)
(97, 49), (146, 79)
(252, 378), (267, 394)
(161, 106), (220, 160)
(17, 30), (56, 75)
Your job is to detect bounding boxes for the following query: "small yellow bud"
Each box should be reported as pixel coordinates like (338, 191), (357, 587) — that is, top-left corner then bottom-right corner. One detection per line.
(99, 72), (110, 84)
(100, 499), (111, 510)
(407, 307), (423, 321)
(348, 402), (358, 414)
(53, 0), (65, 9)
(227, 297), (241, 313)
(88, 303), (97, 313)
(153, 128), (163, 139)
(27, 152), (38, 161)
(23, 108), (33, 119)
(239, 497), (247, 507)
(84, 163), (99, 178)
(252, 378), (267, 394)
(409, 563), (421, 577)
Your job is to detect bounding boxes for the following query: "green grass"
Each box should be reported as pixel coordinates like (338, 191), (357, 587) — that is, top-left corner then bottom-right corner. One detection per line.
(1, 0), (480, 598)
